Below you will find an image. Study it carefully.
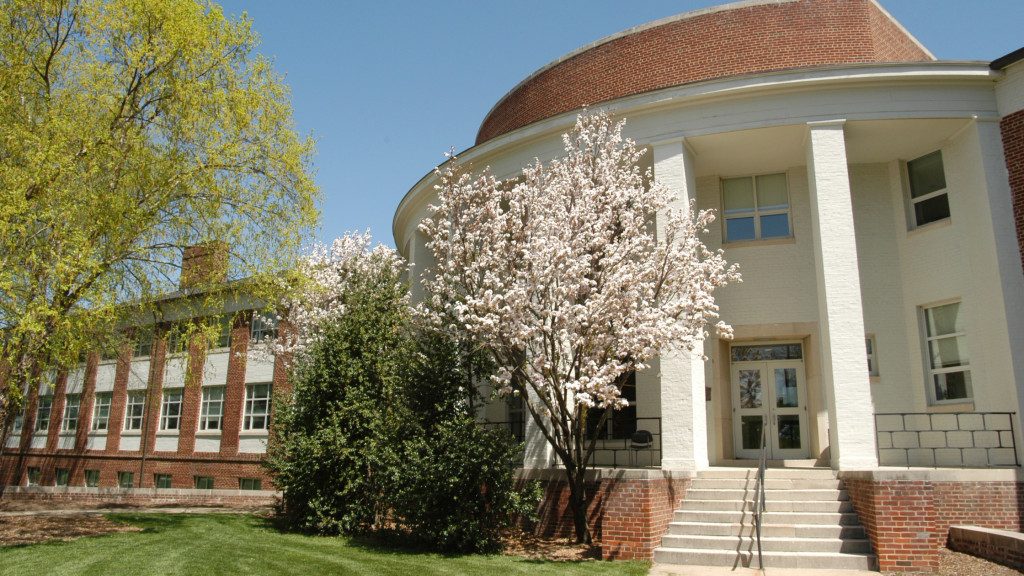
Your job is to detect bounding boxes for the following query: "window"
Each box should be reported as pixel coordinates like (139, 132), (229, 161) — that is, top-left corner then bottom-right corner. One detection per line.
(124, 392), (146, 431)
(117, 471), (134, 488)
(907, 150), (950, 227)
(866, 336), (879, 377)
(84, 469), (100, 487)
(239, 478), (262, 491)
(166, 324), (189, 355)
(243, 384), (271, 431)
(35, 397), (52, 432)
(133, 329), (154, 358)
(586, 372), (637, 441)
(160, 389), (183, 431)
(507, 395), (525, 443)
(923, 302), (971, 403)
(92, 393), (112, 431)
(100, 346), (122, 361)
(154, 474), (172, 489)
(250, 313), (278, 344)
(194, 476), (214, 490)
(722, 173), (791, 242)
(61, 394), (80, 432)
(199, 387), (225, 431)
(215, 314), (234, 349)
(26, 467), (41, 486)
(55, 468), (70, 487)
(730, 343), (803, 362)
(12, 406), (24, 434)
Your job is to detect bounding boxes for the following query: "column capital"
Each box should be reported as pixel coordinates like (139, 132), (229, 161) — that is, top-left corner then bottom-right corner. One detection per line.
(807, 119), (847, 128)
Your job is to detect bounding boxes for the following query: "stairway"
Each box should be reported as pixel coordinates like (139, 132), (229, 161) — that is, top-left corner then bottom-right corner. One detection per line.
(654, 467), (878, 571)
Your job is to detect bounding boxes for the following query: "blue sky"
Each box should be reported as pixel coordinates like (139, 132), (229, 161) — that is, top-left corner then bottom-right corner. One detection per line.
(215, 0), (1024, 248)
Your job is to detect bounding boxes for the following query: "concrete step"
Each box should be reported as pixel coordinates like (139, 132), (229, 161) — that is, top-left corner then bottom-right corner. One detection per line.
(685, 488), (849, 502)
(680, 499), (854, 513)
(690, 478), (842, 490)
(653, 547), (878, 571)
(667, 521), (867, 540)
(698, 468), (836, 480)
(661, 534), (873, 554)
(675, 510), (863, 526)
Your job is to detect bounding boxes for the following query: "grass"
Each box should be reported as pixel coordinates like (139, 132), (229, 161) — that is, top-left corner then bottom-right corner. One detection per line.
(0, 513), (650, 576)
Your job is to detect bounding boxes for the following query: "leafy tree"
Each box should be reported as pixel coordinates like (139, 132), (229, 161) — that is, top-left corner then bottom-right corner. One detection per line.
(266, 233), (538, 551)
(419, 112), (739, 543)
(0, 0), (318, 441)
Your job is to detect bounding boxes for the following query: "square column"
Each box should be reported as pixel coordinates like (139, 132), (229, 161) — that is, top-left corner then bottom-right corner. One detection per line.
(652, 139), (709, 471)
(805, 120), (878, 470)
(523, 388), (556, 468)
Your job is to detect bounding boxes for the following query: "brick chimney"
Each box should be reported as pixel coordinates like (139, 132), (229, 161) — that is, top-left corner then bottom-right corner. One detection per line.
(179, 242), (229, 290)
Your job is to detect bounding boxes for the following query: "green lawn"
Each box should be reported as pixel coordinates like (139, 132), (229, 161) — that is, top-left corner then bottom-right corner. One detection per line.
(0, 514), (649, 576)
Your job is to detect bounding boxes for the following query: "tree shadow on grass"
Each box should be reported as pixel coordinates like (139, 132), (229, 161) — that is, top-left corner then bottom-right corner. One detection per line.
(104, 513), (194, 534)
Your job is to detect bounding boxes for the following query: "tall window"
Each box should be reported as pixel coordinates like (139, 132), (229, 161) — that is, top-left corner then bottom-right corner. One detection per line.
(722, 173), (791, 242)
(923, 301), (971, 403)
(160, 390), (183, 431)
(124, 391), (146, 431)
(12, 407), (24, 434)
(243, 383), (271, 431)
(250, 314), (278, 344)
(133, 329), (154, 358)
(199, 387), (225, 431)
(117, 471), (134, 488)
(92, 393), (112, 431)
(35, 397), (52, 432)
(61, 394), (80, 432)
(907, 150), (950, 227)
(586, 372), (637, 440)
(215, 314), (234, 349)
(507, 396), (525, 443)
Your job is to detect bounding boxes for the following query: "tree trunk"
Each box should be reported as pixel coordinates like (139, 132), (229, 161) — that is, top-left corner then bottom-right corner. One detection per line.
(565, 466), (592, 544)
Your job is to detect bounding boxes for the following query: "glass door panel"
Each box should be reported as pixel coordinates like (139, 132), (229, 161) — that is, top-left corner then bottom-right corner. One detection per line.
(731, 356), (809, 460)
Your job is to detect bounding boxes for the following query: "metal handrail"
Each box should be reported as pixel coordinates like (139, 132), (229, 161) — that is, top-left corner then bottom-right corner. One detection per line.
(752, 422), (767, 571)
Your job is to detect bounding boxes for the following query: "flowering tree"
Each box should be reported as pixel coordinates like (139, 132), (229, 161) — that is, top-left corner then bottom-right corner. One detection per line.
(419, 112), (738, 543)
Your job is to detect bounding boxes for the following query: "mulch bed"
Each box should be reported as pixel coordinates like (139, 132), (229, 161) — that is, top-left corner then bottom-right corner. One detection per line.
(882, 548), (1022, 576)
(0, 514), (142, 547)
(501, 529), (600, 561)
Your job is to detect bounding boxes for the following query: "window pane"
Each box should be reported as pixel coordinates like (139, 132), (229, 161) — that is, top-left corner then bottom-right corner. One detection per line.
(739, 370), (762, 409)
(755, 173), (788, 210)
(926, 303), (962, 337)
(775, 368), (798, 408)
(726, 217), (755, 242)
(908, 151), (946, 198)
(914, 194), (950, 226)
(741, 416), (763, 450)
(759, 213), (790, 238)
(929, 336), (969, 369)
(934, 370), (971, 402)
(723, 177), (754, 214)
(777, 415), (801, 449)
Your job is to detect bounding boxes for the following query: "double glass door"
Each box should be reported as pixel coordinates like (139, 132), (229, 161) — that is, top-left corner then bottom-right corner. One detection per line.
(731, 360), (808, 459)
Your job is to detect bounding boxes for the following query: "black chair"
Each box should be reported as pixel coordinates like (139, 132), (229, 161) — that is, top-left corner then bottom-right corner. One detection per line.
(629, 430), (654, 467)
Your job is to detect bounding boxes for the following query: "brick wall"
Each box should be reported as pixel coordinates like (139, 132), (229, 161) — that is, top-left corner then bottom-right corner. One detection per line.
(526, 470), (690, 560)
(948, 526), (1024, 571)
(476, 0), (931, 143)
(1000, 109), (1024, 273)
(844, 477), (1024, 572)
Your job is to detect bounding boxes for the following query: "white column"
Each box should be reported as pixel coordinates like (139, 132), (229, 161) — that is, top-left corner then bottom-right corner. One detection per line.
(805, 120), (878, 470)
(523, 387), (556, 468)
(652, 139), (709, 471)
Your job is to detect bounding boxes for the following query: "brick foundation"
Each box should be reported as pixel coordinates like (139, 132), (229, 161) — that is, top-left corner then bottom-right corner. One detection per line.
(841, 470), (1024, 572)
(523, 468), (691, 560)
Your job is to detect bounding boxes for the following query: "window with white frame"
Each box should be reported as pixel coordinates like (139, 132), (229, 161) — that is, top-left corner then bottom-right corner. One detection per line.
(198, 387), (225, 431)
(243, 383), (271, 431)
(722, 173), (791, 243)
(250, 313), (278, 344)
(124, 391), (146, 431)
(133, 329), (154, 358)
(160, 389), (183, 431)
(923, 301), (971, 403)
(907, 150), (950, 227)
(866, 336), (879, 377)
(92, 393), (112, 431)
(35, 397), (52, 432)
(61, 394), (80, 432)
(215, 314), (233, 349)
